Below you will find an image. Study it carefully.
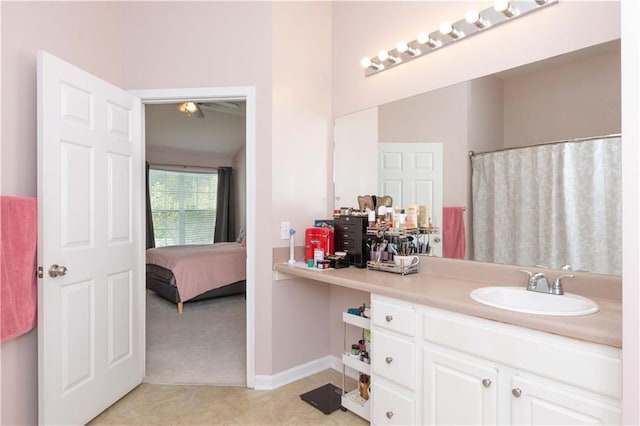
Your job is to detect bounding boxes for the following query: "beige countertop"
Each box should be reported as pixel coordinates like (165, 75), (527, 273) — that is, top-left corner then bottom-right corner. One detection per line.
(274, 259), (622, 348)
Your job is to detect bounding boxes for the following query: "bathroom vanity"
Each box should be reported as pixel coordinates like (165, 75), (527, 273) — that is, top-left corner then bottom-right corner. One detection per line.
(274, 257), (622, 425)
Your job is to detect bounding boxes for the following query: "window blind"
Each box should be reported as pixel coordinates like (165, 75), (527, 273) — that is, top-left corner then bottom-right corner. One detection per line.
(149, 168), (218, 247)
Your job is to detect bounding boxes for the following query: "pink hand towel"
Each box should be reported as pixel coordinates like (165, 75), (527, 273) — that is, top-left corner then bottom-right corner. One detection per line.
(1, 195), (37, 342)
(442, 207), (466, 259)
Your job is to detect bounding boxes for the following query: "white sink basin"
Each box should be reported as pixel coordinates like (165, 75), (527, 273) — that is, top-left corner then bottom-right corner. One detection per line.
(470, 286), (600, 316)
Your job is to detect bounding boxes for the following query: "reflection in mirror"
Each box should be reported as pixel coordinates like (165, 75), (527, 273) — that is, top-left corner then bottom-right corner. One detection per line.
(334, 40), (621, 275)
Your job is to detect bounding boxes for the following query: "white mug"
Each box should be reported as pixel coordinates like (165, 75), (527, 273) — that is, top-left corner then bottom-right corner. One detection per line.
(394, 255), (420, 267)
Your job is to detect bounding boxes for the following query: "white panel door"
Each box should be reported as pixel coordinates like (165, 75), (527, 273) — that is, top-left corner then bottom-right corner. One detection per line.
(511, 375), (621, 425)
(37, 51), (144, 425)
(423, 344), (498, 425)
(379, 143), (443, 256)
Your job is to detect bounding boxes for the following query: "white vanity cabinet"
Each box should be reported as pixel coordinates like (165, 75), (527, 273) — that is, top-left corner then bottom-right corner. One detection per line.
(370, 294), (622, 426)
(370, 296), (418, 425)
(422, 306), (622, 425)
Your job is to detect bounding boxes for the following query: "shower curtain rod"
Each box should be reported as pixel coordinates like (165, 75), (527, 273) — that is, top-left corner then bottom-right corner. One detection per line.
(468, 133), (622, 159)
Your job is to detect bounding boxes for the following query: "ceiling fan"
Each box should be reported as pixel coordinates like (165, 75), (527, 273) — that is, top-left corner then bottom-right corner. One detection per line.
(177, 101), (241, 118)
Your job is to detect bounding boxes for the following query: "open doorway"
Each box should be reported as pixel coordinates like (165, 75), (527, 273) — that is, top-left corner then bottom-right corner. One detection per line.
(144, 100), (247, 385)
(131, 87), (257, 389)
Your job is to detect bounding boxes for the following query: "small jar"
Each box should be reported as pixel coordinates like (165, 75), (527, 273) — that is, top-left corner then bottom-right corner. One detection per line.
(351, 344), (360, 356)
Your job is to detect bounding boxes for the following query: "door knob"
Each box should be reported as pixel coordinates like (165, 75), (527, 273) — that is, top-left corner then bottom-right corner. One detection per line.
(385, 314), (393, 322)
(482, 378), (492, 388)
(385, 356), (393, 364)
(48, 264), (68, 278)
(512, 388), (522, 398)
(386, 411), (394, 419)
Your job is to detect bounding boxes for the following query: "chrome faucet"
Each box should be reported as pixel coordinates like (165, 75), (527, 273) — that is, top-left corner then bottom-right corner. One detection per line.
(519, 269), (575, 296)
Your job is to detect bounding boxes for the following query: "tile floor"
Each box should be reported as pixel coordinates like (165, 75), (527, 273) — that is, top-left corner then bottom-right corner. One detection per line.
(88, 369), (368, 425)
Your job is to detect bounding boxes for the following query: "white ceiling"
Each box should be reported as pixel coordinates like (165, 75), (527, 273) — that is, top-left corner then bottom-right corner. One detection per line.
(145, 102), (246, 155)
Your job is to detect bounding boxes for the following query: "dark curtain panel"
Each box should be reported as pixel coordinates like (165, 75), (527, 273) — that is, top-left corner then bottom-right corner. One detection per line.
(214, 167), (236, 242)
(145, 162), (156, 249)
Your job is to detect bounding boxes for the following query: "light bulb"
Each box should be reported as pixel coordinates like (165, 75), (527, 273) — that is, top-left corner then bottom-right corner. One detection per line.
(494, 0), (509, 12)
(439, 21), (453, 35)
(361, 57), (372, 68)
(377, 50), (390, 62)
(494, 0), (517, 17)
(417, 32), (441, 48)
(185, 102), (198, 113)
(466, 9), (479, 24)
(396, 40), (409, 53)
(439, 21), (462, 39)
(466, 9), (489, 28)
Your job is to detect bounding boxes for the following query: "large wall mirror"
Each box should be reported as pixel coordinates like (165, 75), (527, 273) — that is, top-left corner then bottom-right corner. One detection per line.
(334, 39), (621, 276)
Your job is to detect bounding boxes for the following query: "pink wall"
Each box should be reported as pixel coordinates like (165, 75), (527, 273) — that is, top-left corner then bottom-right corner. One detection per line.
(331, 1), (620, 117)
(270, 1), (333, 372)
(2, 1), (332, 423)
(503, 46), (621, 146)
(1, 3), (124, 424)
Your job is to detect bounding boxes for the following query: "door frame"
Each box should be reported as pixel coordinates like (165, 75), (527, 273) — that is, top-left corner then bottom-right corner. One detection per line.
(129, 86), (256, 388)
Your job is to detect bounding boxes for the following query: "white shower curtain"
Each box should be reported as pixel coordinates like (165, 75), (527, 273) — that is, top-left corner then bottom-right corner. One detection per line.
(471, 137), (621, 275)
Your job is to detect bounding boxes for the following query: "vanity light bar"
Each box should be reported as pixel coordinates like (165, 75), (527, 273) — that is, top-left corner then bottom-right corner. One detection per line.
(361, 0), (558, 77)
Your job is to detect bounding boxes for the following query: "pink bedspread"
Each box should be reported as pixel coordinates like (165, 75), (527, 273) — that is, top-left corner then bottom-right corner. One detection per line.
(146, 242), (246, 302)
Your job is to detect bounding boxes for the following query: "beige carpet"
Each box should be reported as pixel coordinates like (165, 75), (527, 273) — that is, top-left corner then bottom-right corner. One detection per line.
(145, 291), (246, 386)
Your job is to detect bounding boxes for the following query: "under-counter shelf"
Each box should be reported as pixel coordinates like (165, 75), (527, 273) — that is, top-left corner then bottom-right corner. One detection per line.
(342, 311), (370, 330)
(342, 353), (371, 375)
(342, 311), (371, 421)
(342, 389), (370, 422)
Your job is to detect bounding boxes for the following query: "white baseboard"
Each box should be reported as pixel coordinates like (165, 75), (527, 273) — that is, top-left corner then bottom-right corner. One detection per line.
(254, 355), (360, 390)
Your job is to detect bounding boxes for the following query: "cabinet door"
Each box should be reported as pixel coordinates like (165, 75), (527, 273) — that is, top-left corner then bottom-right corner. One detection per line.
(372, 381), (415, 426)
(511, 375), (621, 425)
(423, 345), (498, 425)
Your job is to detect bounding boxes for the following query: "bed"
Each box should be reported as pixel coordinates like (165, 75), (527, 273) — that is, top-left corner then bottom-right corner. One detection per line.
(146, 242), (246, 313)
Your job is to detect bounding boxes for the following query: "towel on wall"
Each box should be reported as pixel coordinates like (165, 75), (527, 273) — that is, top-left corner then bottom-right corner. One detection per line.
(443, 207), (466, 259)
(1, 195), (37, 342)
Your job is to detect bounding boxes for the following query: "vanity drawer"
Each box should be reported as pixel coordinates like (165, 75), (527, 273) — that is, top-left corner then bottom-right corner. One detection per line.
(372, 381), (415, 426)
(372, 298), (415, 336)
(372, 330), (416, 389)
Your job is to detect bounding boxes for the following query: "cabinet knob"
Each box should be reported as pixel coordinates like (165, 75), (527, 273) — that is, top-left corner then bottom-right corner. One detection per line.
(482, 378), (492, 388)
(385, 356), (393, 364)
(512, 388), (522, 398)
(385, 314), (393, 322)
(386, 411), (394, 419)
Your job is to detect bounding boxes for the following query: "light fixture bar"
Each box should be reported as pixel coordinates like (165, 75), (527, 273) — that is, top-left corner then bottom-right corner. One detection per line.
(362, 0), (558, 77)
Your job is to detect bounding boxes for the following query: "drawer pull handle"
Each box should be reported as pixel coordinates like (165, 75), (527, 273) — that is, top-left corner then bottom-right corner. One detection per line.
(385, 356), (393, 364)
(512, 388), (522, 398)
(482, 378), (491, 388)
(386, 411), (394, 419)
(385, 314), (393, 322)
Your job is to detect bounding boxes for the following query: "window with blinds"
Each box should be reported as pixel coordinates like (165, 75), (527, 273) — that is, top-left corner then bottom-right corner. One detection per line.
(149, 168), (218, 247)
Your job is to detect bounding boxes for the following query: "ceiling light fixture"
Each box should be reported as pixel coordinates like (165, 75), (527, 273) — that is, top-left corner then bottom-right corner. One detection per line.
(178, 101), (201, 117)
(360, 0), (557, 77)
